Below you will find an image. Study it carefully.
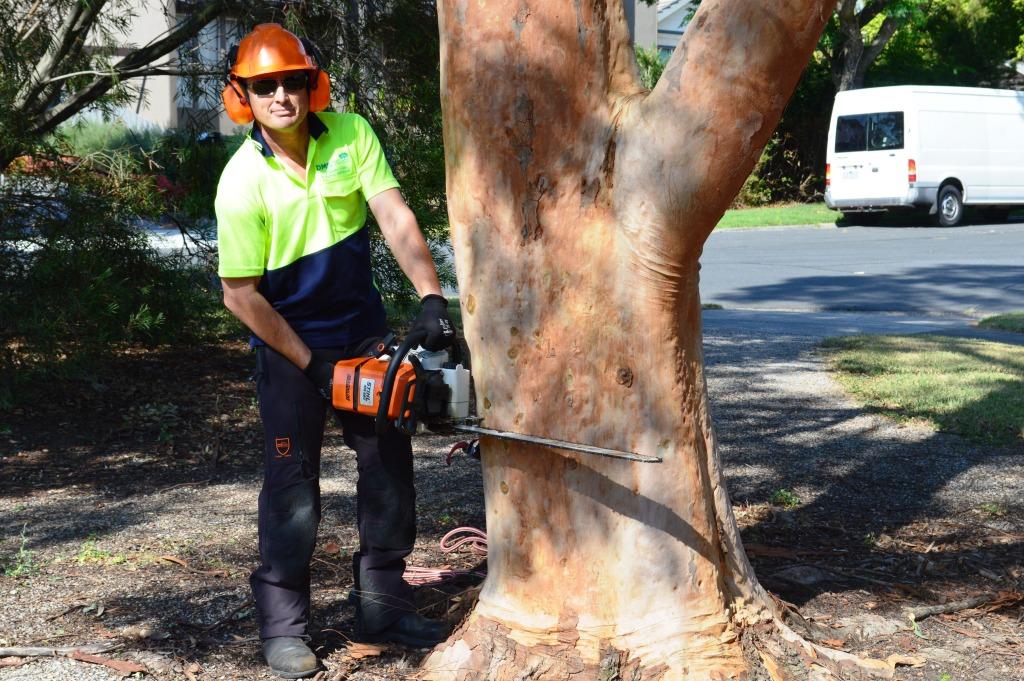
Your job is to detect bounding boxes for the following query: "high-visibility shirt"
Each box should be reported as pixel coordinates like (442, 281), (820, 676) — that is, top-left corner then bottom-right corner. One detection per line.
(215, 112), (399, 347)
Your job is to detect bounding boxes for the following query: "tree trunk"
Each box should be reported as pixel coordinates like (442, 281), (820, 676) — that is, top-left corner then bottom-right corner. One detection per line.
(831, 0), (900, 91)
(421, 1), (844, 679)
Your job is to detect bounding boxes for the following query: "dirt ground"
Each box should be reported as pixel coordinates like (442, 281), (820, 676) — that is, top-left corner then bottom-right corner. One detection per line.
(0, 329), (1021, 680)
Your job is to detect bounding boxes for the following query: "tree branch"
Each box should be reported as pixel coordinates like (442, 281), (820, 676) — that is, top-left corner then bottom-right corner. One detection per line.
(41, 64), (217, 85)
(857, 14), (897, 80)
(640, 0), (837, 243)
(26, 1), (233, 140)
(15, 0), (45, 41)
(857, 0), (890, 27)
(23, 0), (109, 106)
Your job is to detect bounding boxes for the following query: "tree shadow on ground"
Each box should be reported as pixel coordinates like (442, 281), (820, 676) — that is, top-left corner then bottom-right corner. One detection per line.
(703, 329), (1023, 607)
(1, 325), (1020, 672)
(709, 264), (1024, 314)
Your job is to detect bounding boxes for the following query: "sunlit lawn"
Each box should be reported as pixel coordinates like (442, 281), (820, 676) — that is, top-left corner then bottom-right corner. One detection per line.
(717, 202), (841, 229)
(979, 312), (1024, 334)
(821, 334), (1024, 445)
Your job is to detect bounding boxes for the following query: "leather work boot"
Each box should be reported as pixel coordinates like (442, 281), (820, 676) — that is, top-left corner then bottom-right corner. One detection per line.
(262, 637), (319, 679)
(362, 612), (450, 648)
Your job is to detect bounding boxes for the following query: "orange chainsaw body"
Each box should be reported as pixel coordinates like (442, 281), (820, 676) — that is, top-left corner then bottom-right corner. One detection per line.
(332, 357), (417, 420)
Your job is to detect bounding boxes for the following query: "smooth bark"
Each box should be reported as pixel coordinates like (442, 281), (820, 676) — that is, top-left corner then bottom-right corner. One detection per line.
(420, 1), (837, 679)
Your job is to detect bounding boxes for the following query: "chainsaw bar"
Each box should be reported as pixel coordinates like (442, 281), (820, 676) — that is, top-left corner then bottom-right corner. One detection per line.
(452, 424), (662, 463)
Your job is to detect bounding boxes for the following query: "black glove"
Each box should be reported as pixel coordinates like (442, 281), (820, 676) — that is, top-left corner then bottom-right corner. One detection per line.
(303, 357), (335, 401)
(412, 294), (455, 351)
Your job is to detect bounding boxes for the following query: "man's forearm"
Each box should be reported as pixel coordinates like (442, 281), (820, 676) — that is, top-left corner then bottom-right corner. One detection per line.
(224, 287), (312, 369)
(370, 190), (444, 298)
(388, 214), (443, 298)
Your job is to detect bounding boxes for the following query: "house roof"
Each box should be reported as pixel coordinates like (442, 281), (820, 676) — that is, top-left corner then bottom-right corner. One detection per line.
(658, 0), (693, 20)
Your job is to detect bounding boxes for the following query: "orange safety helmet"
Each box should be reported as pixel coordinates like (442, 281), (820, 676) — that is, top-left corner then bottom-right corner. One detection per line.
(221, 23), (331, 125)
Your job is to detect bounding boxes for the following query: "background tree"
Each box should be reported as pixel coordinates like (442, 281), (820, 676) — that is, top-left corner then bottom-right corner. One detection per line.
(822, 0), (925, 91)
(0, 0), (239, 170)
(412, 1), (901, 678)
(871, 0), (1024, 87)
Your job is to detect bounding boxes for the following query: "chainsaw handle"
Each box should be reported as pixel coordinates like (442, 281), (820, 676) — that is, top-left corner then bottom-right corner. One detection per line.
(375, 328), (428, 436)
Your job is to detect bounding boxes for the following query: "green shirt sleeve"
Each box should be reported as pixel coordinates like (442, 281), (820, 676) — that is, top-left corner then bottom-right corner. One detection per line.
(215, 163), (268, 278)
(353, 114), (400, 201)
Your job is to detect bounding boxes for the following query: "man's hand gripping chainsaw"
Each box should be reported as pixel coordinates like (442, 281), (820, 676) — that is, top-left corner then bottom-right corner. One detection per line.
(330, 329), (471, 436)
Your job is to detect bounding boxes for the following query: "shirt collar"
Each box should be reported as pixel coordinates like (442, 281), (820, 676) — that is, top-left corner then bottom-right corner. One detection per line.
(249, 113), (327, 159)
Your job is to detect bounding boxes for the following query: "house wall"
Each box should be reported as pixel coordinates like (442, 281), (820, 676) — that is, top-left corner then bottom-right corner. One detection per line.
(123, 0), (178, 130)
(119, 0), (242, 134)
(632, 1), (658, 50)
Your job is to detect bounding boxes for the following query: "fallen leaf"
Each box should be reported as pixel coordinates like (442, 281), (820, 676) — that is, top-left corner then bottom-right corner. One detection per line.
(885, 654), (925, 669)
(344, 642), (387, 660)
(69, 650), (147, 674)
(323, 542), (341, 554)
(0, 657), (29, 669)
(821, 638), (846, 648)
(183, 662), (201, 681)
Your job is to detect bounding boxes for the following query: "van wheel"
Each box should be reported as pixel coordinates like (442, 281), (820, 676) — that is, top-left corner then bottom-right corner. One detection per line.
(935, 185), (963, 227)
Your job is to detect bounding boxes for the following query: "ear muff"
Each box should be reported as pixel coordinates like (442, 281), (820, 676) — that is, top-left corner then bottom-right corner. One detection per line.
(222, 44), (253, 124)
(299, 38), (332, 113)
(309, 70), (331, 112)
(221, 78), (254, 124)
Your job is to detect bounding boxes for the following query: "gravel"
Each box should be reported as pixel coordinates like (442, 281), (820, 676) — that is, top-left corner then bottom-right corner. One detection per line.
(2, 312), (1020, 680)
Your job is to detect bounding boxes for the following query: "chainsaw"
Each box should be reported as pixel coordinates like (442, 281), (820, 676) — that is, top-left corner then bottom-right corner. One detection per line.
(330, 329), (661, 463)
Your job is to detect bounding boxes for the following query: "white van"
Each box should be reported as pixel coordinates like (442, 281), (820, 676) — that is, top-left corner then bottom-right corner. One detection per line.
(824, 85), (1024, 226)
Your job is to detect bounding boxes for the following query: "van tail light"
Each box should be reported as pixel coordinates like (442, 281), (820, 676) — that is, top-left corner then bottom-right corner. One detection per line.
(908, 159), (917, 183)
(825, 163), (831, 188)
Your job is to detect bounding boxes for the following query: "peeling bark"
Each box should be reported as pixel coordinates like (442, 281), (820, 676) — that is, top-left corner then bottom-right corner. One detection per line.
(420, 1), (841, 679)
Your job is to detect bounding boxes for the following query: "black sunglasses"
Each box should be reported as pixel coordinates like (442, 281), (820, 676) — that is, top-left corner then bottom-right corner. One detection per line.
(246, 73), (309, 97)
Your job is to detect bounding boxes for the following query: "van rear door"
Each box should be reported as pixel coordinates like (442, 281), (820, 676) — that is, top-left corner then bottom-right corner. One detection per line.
(830, 111), (908, 205)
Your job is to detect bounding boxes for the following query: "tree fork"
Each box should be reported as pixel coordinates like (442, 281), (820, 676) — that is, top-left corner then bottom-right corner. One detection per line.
(418, 1), (875, 679)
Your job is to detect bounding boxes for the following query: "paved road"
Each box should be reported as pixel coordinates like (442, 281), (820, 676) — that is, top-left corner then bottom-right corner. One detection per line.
(699, 222), (1024, 316)
(701, 308), (1024, 345)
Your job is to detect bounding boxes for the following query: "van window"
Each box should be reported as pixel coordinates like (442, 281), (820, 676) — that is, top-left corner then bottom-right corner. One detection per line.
(836, 112), (904, 152)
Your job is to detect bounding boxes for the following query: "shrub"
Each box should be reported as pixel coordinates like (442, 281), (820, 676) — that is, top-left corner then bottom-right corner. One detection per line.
(0, 151), (235, 408)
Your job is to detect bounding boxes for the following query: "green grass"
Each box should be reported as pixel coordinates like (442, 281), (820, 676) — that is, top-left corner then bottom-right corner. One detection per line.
(769, 489), (800, 509)
(821, 334), (1024, 445)
(2, 526), (37, 578)
(74, 537), (126, 565)
(979, 312), (1024, 334)
(717, 202), (841, 229)
(58, 119), (164, 156)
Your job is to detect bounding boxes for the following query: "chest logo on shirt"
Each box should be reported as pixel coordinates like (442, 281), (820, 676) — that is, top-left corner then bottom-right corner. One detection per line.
(317, 151), (354, 178)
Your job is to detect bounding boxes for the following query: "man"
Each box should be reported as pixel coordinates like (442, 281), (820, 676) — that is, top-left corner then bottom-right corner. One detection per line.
(216, 24), (454, 679)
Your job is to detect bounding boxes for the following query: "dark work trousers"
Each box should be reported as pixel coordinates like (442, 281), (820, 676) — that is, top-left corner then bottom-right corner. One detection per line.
(251, 344), (416, 640)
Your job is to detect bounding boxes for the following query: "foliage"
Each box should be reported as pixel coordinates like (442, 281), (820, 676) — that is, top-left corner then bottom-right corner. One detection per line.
(822, 334), (1024, 445)
(769, 489), (800, 509)
(820, 1), (927, 91)
(1, 526), (37, 578)
(0, 152), (234, 408)
(870, 0), (1024, 87)
(58, 119), (164, 157)
(636, 46), (667, 90)
(0, 0), (236, 171)
(58, 120), (243, 220)
(978, 312), (1024, 334)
